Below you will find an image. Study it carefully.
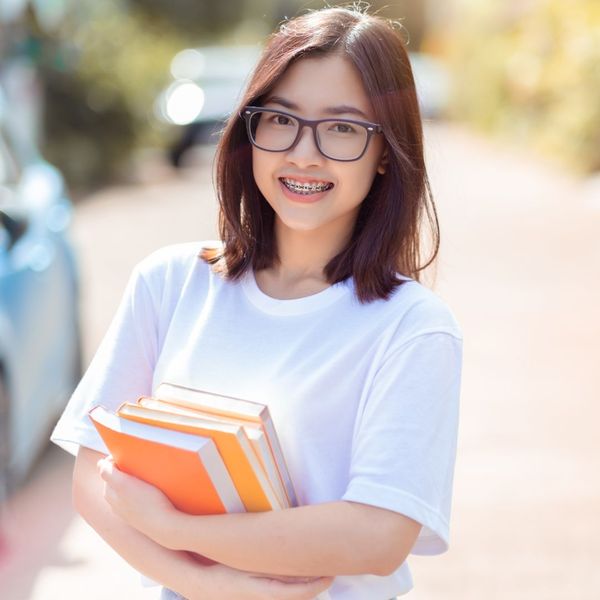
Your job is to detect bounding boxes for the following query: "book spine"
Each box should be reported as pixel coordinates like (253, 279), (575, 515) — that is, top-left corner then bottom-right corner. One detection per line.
(261, 413), (298, 507)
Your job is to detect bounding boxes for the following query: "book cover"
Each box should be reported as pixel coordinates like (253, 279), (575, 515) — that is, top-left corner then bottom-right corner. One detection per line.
(89, 405), (245, 515)
(117, 401), (283, 512)
(155, 381), (298, 507)
(135, 397), (288, 509)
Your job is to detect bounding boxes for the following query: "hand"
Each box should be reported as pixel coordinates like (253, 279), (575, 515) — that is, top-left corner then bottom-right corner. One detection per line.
(183, 562), (334, 600)
(98, 458), (334, 599)
(97, 456), (177, 542)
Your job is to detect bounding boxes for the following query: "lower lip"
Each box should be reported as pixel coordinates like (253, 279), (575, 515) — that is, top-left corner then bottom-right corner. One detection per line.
(279, 179), (332, 204)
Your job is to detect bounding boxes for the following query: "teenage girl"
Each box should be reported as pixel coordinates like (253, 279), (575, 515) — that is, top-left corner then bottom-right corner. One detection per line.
(52, 6), (462, 599)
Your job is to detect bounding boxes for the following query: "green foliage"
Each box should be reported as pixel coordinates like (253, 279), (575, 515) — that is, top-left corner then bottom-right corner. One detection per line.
(131, 0), (244, 38)
(37, 3), (185, 189)
(447, 0), (600, 174)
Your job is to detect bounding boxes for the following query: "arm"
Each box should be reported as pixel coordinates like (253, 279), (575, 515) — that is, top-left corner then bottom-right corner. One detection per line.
(73, 447), (207, 597)
(77, 448), (333, 599)
(163, 500), (422, 577)
(98, 458), (422, 578)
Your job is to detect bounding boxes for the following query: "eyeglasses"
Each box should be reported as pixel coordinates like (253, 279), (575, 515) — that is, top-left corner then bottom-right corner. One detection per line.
(241, 106), (383, 162)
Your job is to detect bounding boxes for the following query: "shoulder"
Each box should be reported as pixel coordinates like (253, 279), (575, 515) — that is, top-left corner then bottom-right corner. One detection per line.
(121, 241), (223, 314)
(132, 241), (220, 287)
(135, 240), (219, 274)
(379, 278), (463, 345)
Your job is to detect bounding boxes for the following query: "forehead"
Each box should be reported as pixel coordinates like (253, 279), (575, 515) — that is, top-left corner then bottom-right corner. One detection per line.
(267, 54), (375, 118)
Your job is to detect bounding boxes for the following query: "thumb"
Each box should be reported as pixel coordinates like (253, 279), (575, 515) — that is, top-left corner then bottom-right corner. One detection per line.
(97, 456), (116, 480)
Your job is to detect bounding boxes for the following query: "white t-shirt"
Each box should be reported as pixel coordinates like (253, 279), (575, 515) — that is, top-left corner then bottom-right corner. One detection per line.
(52, 242), (463, 600)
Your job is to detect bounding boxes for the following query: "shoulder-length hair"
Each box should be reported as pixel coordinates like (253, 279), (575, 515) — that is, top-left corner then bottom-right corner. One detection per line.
(204, 5), (439, 303)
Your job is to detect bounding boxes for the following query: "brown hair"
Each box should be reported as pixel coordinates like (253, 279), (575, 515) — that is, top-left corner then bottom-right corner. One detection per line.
(204, 5), (439, 303)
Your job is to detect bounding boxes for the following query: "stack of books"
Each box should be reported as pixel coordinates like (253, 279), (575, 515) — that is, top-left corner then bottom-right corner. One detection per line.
(89, 382), (297, 515)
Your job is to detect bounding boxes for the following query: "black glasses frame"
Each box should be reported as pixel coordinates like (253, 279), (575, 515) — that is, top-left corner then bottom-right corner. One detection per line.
(241, 106), (384, 162)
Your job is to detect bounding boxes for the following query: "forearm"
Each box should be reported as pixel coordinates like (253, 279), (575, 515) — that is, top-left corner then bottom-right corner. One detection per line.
(161, 500), (420, 577)
(73, 448), (207, 598)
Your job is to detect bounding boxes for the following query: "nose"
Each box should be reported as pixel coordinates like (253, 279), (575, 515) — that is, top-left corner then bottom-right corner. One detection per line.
(285, 124), (323, 167)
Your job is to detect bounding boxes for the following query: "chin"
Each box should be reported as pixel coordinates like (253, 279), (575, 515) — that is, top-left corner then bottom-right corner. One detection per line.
(280, 220), (325, 233)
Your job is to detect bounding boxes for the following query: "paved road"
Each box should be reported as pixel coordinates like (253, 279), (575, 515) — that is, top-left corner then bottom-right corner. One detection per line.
(0, 126), (599, 599)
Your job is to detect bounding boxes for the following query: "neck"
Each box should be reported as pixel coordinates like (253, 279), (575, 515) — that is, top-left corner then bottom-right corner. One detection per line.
(272, 217), (353, 282)
(253, 216), (355, 299)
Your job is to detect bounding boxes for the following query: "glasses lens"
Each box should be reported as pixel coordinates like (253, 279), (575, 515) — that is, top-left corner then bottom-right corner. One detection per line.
(249, 110), (299, 151)
(316, 120), (369, 161)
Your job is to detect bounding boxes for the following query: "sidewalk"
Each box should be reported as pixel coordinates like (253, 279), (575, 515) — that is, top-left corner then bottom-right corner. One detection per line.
(410, 124), (600, 599)
(1, 123), (598, 599)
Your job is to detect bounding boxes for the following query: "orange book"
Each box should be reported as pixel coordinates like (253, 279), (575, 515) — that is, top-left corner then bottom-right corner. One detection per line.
(155, 381), (298, 507)
(89, 405), (244, 515)
(117, 401), (282, 512)
(135, 397), (289, 509)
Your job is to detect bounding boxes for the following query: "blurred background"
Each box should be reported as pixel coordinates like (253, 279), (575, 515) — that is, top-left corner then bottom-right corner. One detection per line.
(0, 0), (598, 599)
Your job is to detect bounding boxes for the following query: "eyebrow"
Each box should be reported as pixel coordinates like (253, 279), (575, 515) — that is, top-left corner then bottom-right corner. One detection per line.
(263, 95), (371, 120)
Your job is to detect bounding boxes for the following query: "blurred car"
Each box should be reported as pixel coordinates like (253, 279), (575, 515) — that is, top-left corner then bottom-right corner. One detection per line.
(154, 45), (263, 167)
(0, 83), (80, 498)
(155, 45), (449, 167)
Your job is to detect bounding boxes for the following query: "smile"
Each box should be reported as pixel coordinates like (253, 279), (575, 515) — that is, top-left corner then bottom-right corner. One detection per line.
(279, 177), (334, 195)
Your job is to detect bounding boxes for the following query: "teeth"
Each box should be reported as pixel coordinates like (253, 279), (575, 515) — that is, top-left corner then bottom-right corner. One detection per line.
(281, 178), (332, 195)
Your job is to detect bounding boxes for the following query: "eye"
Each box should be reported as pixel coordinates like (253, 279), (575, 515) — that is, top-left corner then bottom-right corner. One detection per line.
(270, 113), (294, 126)
(329, 121), (358, 134)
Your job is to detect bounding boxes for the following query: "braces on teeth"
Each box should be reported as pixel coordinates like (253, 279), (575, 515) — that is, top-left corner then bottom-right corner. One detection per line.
(282, 179), (332, 194)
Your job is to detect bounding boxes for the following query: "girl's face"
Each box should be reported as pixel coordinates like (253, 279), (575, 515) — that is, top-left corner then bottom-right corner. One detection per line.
(251, 53), (386, 243)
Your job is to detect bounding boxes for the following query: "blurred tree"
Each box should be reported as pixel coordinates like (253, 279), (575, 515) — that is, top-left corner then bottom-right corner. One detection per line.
(446, 0), (600, 174)
(28, 2), (185, 189)
(131, 0), (427, 47)
(132, 0), (243, 37)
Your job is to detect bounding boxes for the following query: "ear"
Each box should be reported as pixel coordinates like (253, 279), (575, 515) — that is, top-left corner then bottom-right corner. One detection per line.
(377, 150), (389, 175)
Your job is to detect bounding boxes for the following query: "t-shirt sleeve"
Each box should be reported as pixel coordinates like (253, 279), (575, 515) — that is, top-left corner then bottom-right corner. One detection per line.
(341, 331), (462, 555)
(50, 263), (160, 457)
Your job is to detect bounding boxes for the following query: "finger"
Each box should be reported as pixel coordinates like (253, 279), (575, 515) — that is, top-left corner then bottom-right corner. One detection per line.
(97, 457), (113, 480)
(98, 457), (123, 482)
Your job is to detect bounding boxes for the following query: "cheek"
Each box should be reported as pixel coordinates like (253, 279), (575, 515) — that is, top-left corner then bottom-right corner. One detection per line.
(339, 159), (381, 204)
(355, 143), (386, 196)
